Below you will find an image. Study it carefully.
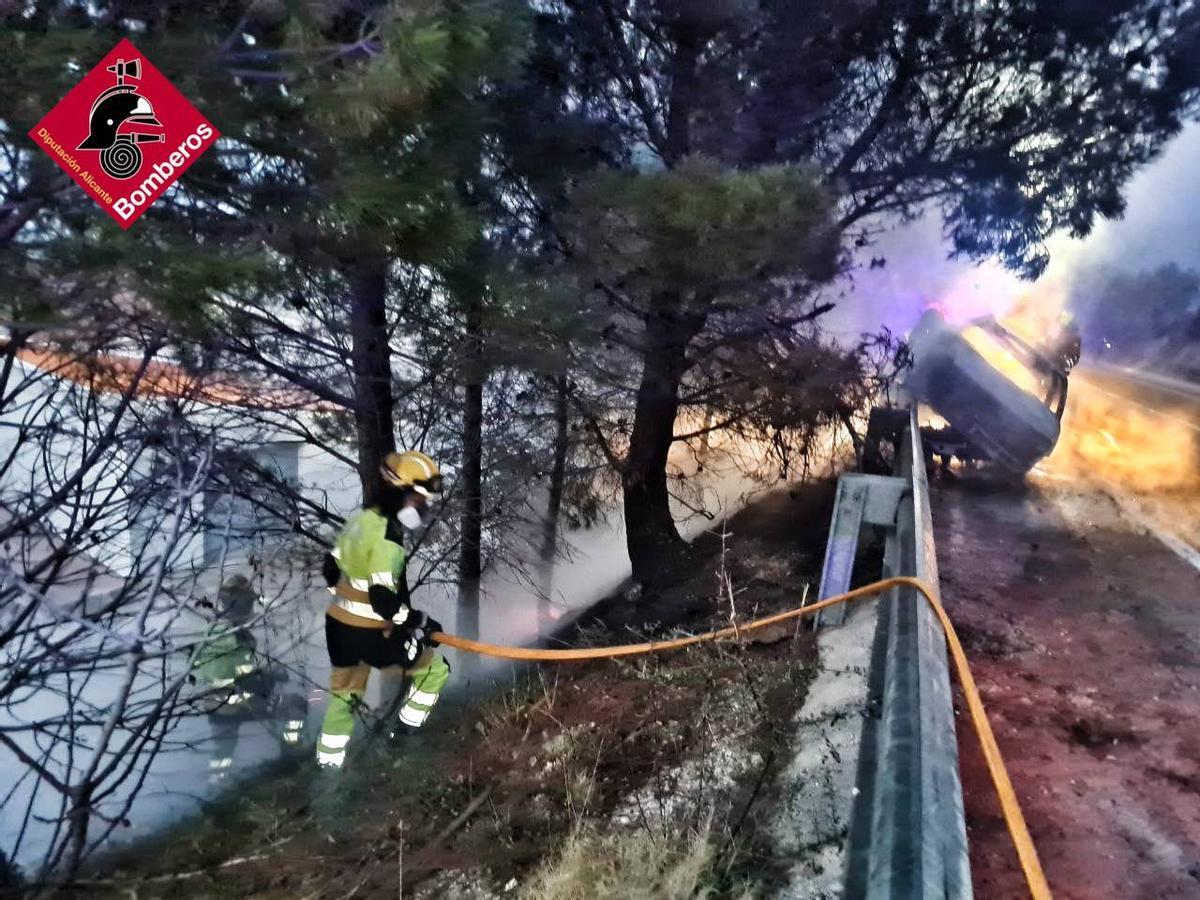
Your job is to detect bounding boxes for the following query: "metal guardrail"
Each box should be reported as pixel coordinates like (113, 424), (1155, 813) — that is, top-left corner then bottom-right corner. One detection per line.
(818, 407), (972, 899)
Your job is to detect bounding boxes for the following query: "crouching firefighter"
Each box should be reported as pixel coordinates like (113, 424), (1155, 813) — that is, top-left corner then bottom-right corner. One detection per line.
(315, 450), (450, 768)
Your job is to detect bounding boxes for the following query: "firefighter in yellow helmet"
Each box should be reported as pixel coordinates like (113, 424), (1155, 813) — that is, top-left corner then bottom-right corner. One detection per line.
(315, 450), (449, 768)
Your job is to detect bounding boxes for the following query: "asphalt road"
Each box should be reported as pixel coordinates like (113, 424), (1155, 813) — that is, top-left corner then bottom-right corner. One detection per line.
(932, 362), (1200, 898)
(933, 473), (1200, 900)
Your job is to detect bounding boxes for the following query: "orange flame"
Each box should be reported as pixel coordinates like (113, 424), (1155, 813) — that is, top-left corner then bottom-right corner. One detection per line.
(1040, 379), (1200, 493)
(960, 325), (1046, 398)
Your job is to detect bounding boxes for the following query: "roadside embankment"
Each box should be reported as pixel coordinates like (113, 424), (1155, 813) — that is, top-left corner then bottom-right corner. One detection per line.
(69, 483), (875, 899)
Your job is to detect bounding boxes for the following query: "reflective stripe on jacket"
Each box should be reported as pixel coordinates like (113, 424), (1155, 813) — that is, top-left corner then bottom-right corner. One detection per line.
(327, 508), (408, 629)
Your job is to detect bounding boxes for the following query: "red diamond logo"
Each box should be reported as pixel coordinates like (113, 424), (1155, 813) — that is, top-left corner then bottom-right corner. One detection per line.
(28, 38), (219, 229)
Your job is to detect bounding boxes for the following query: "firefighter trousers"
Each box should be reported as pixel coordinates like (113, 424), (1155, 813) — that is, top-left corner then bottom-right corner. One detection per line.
(316, 615), (450, 768)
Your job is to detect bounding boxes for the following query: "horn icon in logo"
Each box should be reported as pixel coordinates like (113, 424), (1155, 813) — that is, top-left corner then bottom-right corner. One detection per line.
(77, 57), (165, 179)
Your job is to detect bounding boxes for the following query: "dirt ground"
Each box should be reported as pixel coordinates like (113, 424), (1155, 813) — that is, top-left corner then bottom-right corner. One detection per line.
(74, 483), (838, 900)
(932, 474), (1200, 900)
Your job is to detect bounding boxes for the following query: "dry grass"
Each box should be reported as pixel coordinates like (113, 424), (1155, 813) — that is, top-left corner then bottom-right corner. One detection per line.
(523, 824), (718, 900)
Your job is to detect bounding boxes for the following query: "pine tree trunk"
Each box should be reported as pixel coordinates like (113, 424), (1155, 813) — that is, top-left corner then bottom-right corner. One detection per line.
(623, 304), (703, 586)
(537, 376), (570, 634)
(619, 26), (703, 587)
(457, 296), (484, 640)
(541, 375), (569, 562)
(347, 259), (395, 505)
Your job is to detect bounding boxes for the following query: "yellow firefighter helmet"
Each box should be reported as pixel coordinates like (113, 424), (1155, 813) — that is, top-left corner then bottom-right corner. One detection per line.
(380, 450), (444, 496)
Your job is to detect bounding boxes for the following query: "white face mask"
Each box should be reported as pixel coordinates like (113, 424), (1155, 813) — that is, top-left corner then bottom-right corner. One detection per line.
(397, 505), (424, 531)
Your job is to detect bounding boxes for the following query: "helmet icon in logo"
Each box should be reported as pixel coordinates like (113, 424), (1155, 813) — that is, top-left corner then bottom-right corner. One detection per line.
(76, 57), (164, 179)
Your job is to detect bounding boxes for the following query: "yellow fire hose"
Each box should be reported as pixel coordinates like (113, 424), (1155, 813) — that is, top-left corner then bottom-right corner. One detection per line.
(431, 575), (1052, 900)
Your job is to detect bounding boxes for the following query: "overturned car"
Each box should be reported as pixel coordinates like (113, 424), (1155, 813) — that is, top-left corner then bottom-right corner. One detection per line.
(901, 309), (1069, 473)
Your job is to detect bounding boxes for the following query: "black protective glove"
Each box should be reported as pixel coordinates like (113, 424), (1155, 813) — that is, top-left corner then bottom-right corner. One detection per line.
(388, 611), (442, 667)
(408, 610), (443, 648)
(368, 585), (405, 622)
(368, 575), (412, 622)
(388, 625), (423, 668)
(322, 552), (340, 589)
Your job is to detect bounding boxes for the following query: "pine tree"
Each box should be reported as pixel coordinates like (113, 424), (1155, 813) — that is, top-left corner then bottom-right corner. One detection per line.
(519, 0), (1200, 584)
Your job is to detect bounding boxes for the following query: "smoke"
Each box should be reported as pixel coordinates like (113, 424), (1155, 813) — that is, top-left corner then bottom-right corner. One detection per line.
(827, 123), (1200, 344)
(1065, 125), (1200, 274)
(1065, 264), (1200, 372)
(823, 218), (1020, 339)
(823, 127), (1200, 513)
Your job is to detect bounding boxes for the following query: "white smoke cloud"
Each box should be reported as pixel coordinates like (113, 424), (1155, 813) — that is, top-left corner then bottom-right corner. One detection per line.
(825, 123), (1200, 342)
